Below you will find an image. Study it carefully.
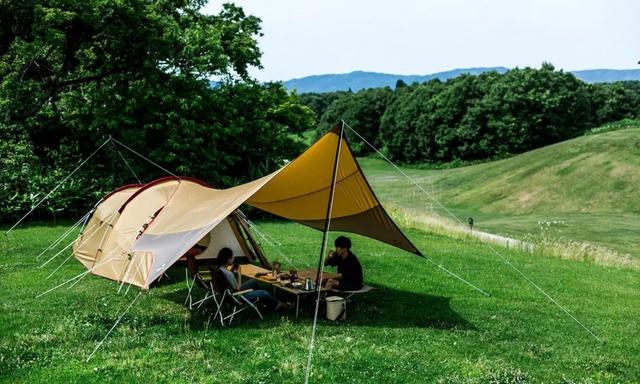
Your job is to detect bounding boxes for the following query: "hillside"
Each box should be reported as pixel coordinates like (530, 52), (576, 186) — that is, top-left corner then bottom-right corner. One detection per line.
(283, 68), (640, 93)
(361, 124), (640, 258)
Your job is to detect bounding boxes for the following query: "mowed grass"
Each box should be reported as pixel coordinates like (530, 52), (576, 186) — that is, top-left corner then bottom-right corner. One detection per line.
(360, 125), (640, 258)
(1, 220), (639, 383)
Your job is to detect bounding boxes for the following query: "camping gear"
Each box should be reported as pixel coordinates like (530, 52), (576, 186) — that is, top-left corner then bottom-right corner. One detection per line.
(210, 268), (263, 326)
(184, 261), (263, 325)
(70, 128), (421, 290)
(184, 264), (216, 310)
(326, 296), (346, 321)
(338, 285), (375, 302)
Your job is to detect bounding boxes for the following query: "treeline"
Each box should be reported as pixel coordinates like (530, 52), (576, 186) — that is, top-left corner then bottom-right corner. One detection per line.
(300, 63), (640, 162)
(0, 1), (314, 222)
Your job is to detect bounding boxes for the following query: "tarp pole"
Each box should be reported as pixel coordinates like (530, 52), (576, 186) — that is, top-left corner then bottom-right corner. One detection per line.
(305, 123), (345, 384)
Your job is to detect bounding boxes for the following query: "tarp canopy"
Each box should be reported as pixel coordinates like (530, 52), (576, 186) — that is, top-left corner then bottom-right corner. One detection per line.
(247, 127), (420, 255)
(73, 127), (421, 289)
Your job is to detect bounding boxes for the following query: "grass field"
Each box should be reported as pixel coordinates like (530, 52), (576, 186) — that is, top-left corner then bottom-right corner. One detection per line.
(360, 124), (640, 260)
(1, 220), (639, 383)
(2, 122), (639, 382)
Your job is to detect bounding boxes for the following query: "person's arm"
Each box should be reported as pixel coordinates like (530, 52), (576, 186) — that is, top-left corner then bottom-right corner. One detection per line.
(324, 250), (336, 266)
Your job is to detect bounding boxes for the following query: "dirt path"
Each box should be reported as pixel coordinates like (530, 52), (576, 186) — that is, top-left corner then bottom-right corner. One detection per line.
(399, 209), (535, 252)
(467, 228), (535, 252)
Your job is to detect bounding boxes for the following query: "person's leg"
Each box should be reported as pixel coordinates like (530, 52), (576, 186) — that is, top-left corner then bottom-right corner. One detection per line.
(240, 279), (259, 291)
(243, 289), (282, 311)
(325, 279), (340, 290)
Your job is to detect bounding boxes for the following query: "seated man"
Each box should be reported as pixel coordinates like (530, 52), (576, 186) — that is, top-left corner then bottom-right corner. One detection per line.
(213, 247), (289, 311)
(324, 236), (363, 291)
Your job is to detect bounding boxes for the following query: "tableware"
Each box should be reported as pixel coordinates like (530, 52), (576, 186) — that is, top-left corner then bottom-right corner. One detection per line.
(304, 278), (315, 291)
(272, 261), (281, 276)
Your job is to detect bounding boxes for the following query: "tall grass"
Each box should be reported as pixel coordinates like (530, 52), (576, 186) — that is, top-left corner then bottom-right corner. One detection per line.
(389, 206), (640, 270)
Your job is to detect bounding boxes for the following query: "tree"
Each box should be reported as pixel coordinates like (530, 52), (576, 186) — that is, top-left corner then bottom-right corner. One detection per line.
(297, 91), (351, 124)
(316, 87), (393, 155)
(589, 82), (640, 125)
(379, 65), (596, 164)
(0, 1), (314, 221)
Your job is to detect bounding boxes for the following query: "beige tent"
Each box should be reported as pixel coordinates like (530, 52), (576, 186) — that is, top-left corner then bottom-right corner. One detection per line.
(72, 127), (421, 289)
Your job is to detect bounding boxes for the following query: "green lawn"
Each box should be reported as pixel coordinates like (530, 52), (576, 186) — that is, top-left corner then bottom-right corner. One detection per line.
(359, 126), (640, 260)
(1, 220), (639, 383)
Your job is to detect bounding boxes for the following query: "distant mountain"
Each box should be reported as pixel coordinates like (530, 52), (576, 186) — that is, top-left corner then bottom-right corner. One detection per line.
(282, 68), (640, 93)
(571, 69), (640, 83)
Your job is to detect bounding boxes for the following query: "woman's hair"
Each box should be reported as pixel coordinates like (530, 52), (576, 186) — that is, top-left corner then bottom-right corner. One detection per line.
(334, 236), (351, 249)
(217, 247), (233, 265)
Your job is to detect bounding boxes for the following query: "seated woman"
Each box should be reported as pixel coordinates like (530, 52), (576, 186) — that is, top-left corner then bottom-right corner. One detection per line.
(213, 247), (290, 311)
(323, 236), (363, 291)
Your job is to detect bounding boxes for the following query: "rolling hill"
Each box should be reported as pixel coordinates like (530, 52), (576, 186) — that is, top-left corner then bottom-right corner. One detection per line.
(361, 121), (640, 258)
(283, 68), (640, 93)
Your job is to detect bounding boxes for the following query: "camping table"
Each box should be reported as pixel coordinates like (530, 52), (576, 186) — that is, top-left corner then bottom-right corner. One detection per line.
(272, 284), (329, 319)
(237, 264), (338, 318)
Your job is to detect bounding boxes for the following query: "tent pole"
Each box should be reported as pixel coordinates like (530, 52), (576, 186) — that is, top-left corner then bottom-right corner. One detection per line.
(305, 122), (344, 384)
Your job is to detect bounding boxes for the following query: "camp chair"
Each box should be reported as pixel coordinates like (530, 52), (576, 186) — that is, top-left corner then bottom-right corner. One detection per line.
(333, 284), (375, 302)
(184, 255), (216, 310)
(211, 267), (263, 326)
(185, 268), (216, 310)
(184, 264), (263, 326)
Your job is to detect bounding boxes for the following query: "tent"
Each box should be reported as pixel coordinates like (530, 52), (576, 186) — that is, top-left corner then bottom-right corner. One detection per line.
(72, 127), (421, 289)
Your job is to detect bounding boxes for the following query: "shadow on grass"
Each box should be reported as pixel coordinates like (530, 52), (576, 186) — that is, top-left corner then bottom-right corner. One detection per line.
(159, 281), (474, 332)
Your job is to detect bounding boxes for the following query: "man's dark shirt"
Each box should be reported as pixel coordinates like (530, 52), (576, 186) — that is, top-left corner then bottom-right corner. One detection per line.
(327, 251), (363, 290)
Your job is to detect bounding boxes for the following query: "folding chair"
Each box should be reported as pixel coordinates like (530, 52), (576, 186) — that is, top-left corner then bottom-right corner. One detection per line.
(211, 268), (263, 326)
(184, 268), (217, 310)
(184, 255), (216, 310)
(213, 288), (264, 326)
(335, 284), (375, 302)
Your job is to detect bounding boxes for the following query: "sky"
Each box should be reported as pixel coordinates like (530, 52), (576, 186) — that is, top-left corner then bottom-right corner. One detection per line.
(203, 1), (640, 82)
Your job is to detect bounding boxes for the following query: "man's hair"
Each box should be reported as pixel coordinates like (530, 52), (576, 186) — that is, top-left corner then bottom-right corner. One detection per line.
(217, 247), (233, 265)
(334, 236), (351, 249)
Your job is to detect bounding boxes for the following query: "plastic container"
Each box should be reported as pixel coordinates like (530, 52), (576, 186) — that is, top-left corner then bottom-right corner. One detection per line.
(326, 296), (346, 321)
